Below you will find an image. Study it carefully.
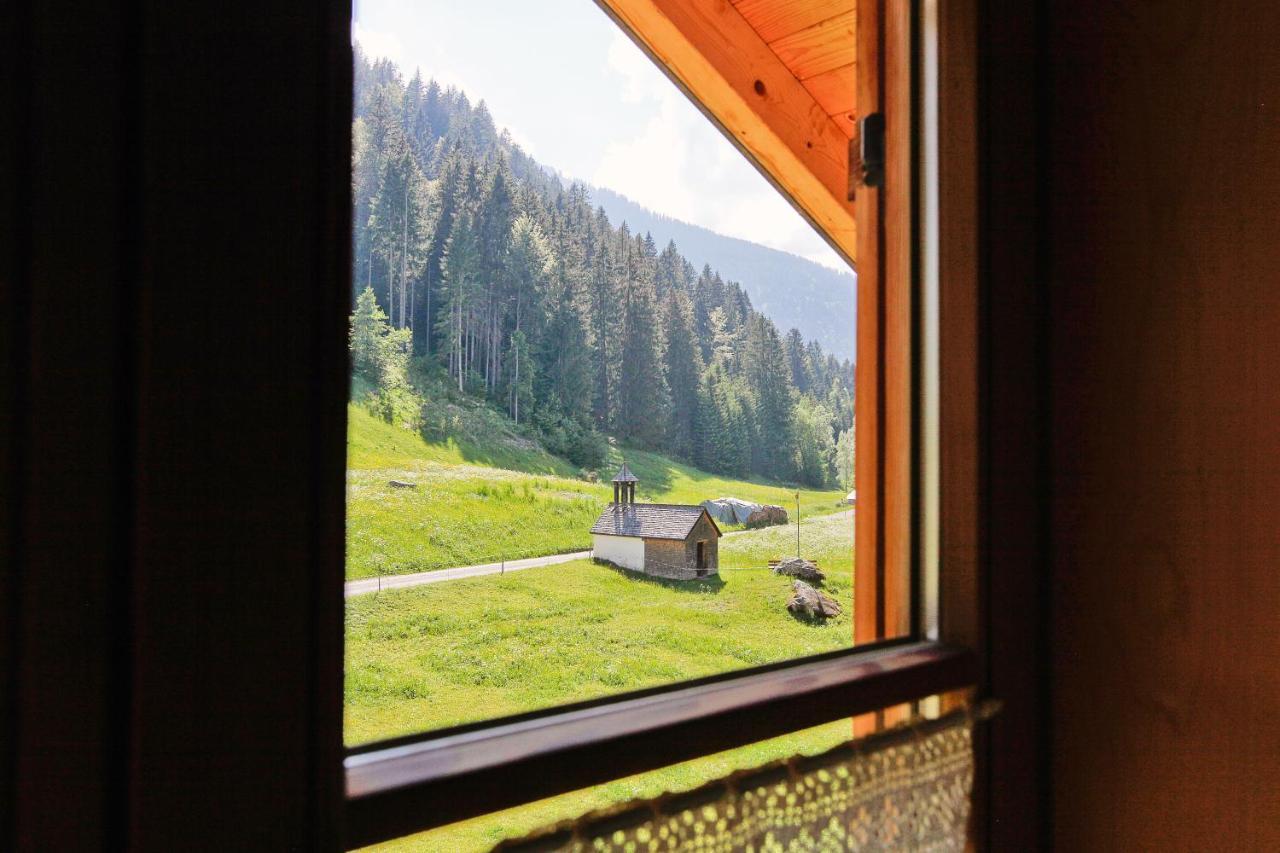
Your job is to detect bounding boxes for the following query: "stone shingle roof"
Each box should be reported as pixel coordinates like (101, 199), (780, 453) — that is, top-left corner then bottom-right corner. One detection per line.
(611, 463), (639, 483)
(589, 503), (719, 540)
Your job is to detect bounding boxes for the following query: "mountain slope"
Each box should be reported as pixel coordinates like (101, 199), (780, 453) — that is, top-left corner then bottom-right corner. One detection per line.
(588, 185), (857, 361)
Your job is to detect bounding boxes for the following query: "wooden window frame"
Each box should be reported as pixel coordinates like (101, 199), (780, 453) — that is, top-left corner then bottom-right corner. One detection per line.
(7, 0), (1061, 849)
(341, 0), (987, 849)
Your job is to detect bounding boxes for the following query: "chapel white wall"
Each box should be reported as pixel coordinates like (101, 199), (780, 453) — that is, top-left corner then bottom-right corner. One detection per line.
(591, 534), (645, 572)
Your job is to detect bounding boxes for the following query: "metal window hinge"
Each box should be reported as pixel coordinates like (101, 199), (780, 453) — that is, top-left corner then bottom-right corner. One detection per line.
(860, 112), (885, 188)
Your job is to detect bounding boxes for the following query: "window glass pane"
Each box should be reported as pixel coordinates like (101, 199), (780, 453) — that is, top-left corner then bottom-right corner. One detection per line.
(346, 0), (861, 746)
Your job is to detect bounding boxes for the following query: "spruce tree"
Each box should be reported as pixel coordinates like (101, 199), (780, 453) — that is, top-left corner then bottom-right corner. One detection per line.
(744, 314), (794, 478)
(661, 290), (702, 460)
(439, 211), (481, 390)
(586, 207), (619, 429)
(783, 327), (810, 393)
(503, 214), (554, 420)
(346, 54), (858, 483)
(614, 229), (669, 446)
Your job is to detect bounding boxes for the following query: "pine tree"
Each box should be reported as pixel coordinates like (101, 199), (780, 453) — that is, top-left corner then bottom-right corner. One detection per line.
(744, 314), (794, 478)
(475, 158), (516, 396)
(505, 329), (535, 425)
(586, 207), (619, 429)
(439, 211), (481, 390)
(783, 327), (810, 393)
(614, 229), (669, 446)
(693, 370), (723, 472)
(661, 290), (702, 459)
(655, 239), (688, 298)
(503, 214), (554, 421)
(418, 148), (466, 355)
(347, 56), (857, 482)
(367, 129), (429, 327)
(349, 286), (388, 378)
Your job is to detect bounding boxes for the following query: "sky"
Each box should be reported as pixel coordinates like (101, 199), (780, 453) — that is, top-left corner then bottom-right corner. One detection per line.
(352, 0), (848, 271)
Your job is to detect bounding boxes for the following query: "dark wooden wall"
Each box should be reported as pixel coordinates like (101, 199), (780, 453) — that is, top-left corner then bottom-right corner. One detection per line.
(6, 0), (1280, 849)
(3, 0), (351, 849)
(1046, 1), (1280, 848)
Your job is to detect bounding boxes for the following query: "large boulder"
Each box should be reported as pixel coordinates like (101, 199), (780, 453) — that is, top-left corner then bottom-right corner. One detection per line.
(787, 581), (842, 619)
(773, 557), (825, 583)
(746, 504), (788, 527)
(700, 497), (761, 525)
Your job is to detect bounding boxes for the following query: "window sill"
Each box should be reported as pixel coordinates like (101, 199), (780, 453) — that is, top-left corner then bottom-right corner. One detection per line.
(344, 639), (975, 848)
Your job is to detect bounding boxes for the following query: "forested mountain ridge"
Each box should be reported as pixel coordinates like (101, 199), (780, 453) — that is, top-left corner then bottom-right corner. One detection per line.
(351, 45), (855, 487)
(586, 186), (856, 361)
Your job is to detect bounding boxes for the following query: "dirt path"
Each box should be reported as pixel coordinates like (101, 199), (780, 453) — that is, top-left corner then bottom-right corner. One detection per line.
(344, 550), (591, 597)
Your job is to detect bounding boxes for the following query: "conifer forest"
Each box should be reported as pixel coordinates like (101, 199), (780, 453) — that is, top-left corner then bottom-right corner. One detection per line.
(350, 46), (855, 488)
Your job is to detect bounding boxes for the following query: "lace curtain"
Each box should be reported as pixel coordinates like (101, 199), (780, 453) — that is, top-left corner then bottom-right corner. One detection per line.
(496, 708), (977, 852)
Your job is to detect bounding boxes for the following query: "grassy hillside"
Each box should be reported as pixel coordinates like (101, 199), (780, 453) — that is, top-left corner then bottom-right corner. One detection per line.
(347, 510), (855, 850)
(346, 403), (847, 580)
(349, 374), (577, 475)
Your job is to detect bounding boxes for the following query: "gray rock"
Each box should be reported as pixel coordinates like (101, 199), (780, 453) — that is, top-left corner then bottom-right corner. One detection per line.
(787, 580), (842, 619)
(388, 480), (417, 489)
(773, 557), (825, 583)
(746, 505), (789, 527)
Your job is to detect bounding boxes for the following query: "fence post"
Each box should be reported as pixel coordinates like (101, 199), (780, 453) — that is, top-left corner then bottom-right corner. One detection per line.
(795, 491), (801, 558)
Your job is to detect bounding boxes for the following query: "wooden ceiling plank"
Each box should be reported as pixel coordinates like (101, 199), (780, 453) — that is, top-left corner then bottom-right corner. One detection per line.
(829, 110), (857, 138)
(596, 0), (857, 264)
(802, 61), (857, 118)
(732, 0), (854, 45)
(769, 8), (857, 81)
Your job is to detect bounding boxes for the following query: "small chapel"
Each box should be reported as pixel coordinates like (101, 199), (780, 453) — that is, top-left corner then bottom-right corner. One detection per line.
(588, 464), (722, 580)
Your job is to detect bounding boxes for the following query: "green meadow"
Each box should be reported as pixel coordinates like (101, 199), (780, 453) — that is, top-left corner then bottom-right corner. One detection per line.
(346, 509), (854, 744)
(346, 403), (848, 580)
(347, 510), (855, 851)
(346, 393), (855, 850)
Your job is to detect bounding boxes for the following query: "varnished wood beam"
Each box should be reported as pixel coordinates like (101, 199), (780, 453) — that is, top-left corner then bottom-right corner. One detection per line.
(594, 0), (858, 266)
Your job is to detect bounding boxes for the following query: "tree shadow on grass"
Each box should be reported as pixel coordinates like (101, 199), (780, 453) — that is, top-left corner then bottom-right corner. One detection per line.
(593, 559), (727, 594)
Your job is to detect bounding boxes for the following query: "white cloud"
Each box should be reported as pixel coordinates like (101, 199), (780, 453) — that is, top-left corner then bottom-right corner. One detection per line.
(352, 6), (847, 272)
(351, 20), (407, 71)
(594, 34), (846, 271)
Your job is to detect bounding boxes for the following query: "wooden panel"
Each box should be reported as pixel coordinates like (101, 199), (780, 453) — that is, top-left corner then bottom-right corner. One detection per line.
(4, 0), (350, 849)
(852, 0), (882, 651)
(986, 13), (1051, 850)
(732, 0), (850, 45)
(596, 0), (856, 263)
(769, 9), (856, 81)
(1047, 0), (1280, 849)
(124, 0), (350, 846)
(801, 62), (856, 139)
(853, 0), (909, 649)
(7, 0), (134, 846)
(881, 0), (911, 643)
(850, 0), (881, 739)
